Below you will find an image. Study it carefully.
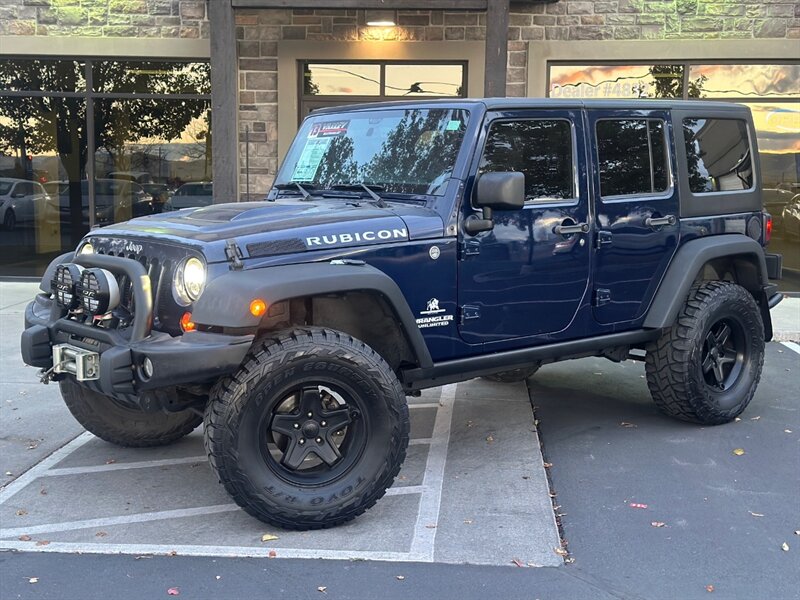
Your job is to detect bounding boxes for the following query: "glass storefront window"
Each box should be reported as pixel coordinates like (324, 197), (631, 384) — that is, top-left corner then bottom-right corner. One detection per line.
(94, 99), (212, 216)
(385, 65), (464, 97)
(93, 61), (211, 95)
(303, 64), (381, 96)
(0, 59), (86, 93)
(549, 64), (685, 99)
(689, 64), (800, 99)
(0, 57), (211, 277)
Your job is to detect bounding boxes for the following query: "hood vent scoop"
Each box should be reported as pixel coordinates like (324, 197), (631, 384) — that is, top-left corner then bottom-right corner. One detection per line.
(247, 238), (307, 258)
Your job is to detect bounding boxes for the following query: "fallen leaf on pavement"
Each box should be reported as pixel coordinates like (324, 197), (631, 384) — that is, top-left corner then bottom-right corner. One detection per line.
(748, 511), (764, 517)
(785, 429), (793, 433)
(463, 519), (473, 524)
(105, 459), (116, 464)
(781, 542), (789, 552)
(95, 531), (108, 537)
(15, 509), (27, 516)
(543, 462), (553, 468)
(28, 577), (38, 584)
(734, 417), (741, 422)
(317, 586), (327, 593)
(18, 535), (31, 541)
(554, 547), (568, 557)
(629, 503), (648, 509)
(794, 530), (800, 536)
(39, 488), (47, 496)
(485, 435), (494, 443)
(732, 448), (745, 456)
(268, 550), (277, 558)
(706, 584), (715, 593)
(425, 523), (437, 529)
(620, 422), (637, 428)
(261, 534), (279, 542)
(215, 576), (221, 580)
(750, 416), (761, 421)
(651, 522), (666, 528)
(35, 540), (50, 546)
(168, 550), (177, 556)
(395, 575), (405, 580)
(4, 471), (12, 476)
(134, 555), (152, 560)
(511, 558), (526, 567)
(167, 588), (180, 596)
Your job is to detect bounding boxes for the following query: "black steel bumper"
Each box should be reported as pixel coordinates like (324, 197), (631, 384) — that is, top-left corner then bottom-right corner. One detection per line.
(766, 253), (782, 280)
(21, 254), (254, 405)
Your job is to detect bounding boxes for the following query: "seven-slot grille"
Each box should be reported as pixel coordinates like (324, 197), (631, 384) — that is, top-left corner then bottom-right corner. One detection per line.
(95, 247), (174, 329)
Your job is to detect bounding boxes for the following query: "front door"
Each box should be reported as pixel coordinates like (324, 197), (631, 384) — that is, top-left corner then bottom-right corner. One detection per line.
(458, 109), (591, 345)
(587, 110), (680, 325)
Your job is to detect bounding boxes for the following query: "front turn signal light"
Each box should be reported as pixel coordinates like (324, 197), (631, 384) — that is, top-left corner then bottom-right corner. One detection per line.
(180, 311), (196, 332)
(250, 299), (267, 317)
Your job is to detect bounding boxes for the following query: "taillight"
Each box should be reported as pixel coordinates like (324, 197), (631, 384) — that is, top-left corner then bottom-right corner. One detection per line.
(764, 213), (773, 244)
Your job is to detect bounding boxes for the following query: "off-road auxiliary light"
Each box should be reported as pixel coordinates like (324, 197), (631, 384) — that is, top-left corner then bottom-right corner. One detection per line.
(52, 263), (84, 310)
(79, 267), (120, 316)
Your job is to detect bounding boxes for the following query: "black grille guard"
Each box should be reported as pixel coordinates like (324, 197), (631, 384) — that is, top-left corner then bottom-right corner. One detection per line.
(74, 254), (153, 342)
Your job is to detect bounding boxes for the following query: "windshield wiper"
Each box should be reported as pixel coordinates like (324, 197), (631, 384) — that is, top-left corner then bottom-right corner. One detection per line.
(331, 183), (387, 208)
(273, 181), (315, 200)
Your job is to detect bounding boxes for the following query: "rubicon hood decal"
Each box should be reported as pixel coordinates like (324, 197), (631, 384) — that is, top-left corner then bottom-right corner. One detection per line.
(306, 228), (407, 247)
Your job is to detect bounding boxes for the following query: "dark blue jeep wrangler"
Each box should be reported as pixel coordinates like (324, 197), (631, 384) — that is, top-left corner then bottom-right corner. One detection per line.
(21, 99), (783, 530)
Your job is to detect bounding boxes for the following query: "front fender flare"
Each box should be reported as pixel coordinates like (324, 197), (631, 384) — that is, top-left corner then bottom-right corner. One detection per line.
(191, 262), (433, 369)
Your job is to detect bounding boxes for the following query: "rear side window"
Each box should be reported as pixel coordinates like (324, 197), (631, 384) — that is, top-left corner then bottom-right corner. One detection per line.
(682, 118), (753, 194)
(479, 119), (575, 203)
(596, 119), (669, 198)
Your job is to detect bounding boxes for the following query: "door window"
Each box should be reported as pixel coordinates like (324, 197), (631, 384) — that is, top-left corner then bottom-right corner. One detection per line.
(596, 119), (669, 198)
(479, 119), (575, 203)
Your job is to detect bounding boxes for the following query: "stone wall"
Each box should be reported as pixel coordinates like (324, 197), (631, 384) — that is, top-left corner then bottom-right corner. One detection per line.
(0, 0), (209, 38)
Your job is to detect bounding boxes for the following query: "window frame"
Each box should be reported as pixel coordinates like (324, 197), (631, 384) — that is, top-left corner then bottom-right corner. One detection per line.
(594, 116), (674, 203)
(476, 116), (580, 208)
(681, 116), (757, 197)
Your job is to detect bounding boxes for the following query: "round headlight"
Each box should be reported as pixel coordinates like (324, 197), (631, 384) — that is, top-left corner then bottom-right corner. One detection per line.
(173, 257), (206, 305)
(78, 242), (94, 255)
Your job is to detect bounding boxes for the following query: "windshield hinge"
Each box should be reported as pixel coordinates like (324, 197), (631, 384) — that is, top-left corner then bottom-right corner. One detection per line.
(224, 239), (244, 270)
(459, 305), (481, 325)
(458, 240), (481, 259)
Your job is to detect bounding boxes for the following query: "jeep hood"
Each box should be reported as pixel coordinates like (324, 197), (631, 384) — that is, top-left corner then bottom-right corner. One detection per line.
(85, 199), (444, 264)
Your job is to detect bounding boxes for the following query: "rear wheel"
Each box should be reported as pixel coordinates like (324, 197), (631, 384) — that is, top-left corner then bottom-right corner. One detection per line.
(482, 365), (540, 383)
(204, 327), (409, 530)
(60, 379), (203, 447)
(645, 281), (764, 425)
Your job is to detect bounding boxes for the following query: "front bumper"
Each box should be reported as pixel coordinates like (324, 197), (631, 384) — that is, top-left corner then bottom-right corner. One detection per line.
(21, 255), (253, 405)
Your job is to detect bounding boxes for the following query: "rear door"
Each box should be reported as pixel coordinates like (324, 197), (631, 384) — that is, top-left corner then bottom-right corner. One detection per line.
(587, 109), (680, 325)
(457, 109), (591, 344)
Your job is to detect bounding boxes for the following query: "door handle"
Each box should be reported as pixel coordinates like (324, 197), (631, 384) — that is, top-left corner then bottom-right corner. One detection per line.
(645, 215), (677, 228)
(554, 222), (589, 235)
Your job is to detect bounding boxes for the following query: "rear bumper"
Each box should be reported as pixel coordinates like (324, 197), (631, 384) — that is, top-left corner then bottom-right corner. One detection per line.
(765, 253), (782, 280)
(21, 291), (253, 402)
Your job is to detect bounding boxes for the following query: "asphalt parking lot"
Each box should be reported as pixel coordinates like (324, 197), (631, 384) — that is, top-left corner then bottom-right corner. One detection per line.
(1, 282), (799, 599)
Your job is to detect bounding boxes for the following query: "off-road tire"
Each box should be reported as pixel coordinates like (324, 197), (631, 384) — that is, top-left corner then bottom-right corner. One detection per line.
(482, 365), (540, 383)
(645, 281), (764, 425)
(204, 327), (409, 530)
(60, 379), (203, 447)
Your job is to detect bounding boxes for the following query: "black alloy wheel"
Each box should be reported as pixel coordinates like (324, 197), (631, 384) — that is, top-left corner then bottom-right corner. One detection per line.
(701, 318), (747, 394)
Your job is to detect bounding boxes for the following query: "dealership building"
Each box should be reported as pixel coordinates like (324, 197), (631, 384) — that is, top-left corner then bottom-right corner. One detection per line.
(0, 0), (797, 286)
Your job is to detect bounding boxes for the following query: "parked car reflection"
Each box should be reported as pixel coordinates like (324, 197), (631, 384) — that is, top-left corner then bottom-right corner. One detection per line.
(781, 195), (800, 240)
(0, 177), (54, 231)
(47, 179), (154, 230)
(163, 182), (213, 211)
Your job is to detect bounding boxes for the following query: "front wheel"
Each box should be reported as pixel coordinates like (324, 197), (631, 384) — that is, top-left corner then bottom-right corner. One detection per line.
(60, 379), (203, 447)
(645, 281), (764, 425)
(204, 328), (409, 530)
(3, 208), (16, 231)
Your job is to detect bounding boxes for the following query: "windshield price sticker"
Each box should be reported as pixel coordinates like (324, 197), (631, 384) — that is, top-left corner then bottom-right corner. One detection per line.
(291, 137), (332, 182)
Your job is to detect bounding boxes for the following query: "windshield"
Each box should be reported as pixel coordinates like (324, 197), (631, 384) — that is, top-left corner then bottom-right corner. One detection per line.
(276, 108), (470, 197)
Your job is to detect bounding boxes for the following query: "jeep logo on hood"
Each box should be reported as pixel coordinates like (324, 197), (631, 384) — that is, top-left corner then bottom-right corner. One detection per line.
(306, 228), (407, 247)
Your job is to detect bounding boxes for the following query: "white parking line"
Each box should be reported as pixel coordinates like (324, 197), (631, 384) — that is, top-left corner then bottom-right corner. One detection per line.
(0, 432), (94, 505)
(0, 540), (417, 562)
(0, 504), (239, 538)
(781, 341), (800, 355)
(409, 383), (456, 561)
(44, 456), (208, 477)
(408, 402), (441, 410)
(408, 438), (432, 446)
(385, 485), (426, 496)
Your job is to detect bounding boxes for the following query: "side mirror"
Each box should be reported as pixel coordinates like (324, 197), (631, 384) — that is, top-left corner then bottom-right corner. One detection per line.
(465, 171), (525, 235)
